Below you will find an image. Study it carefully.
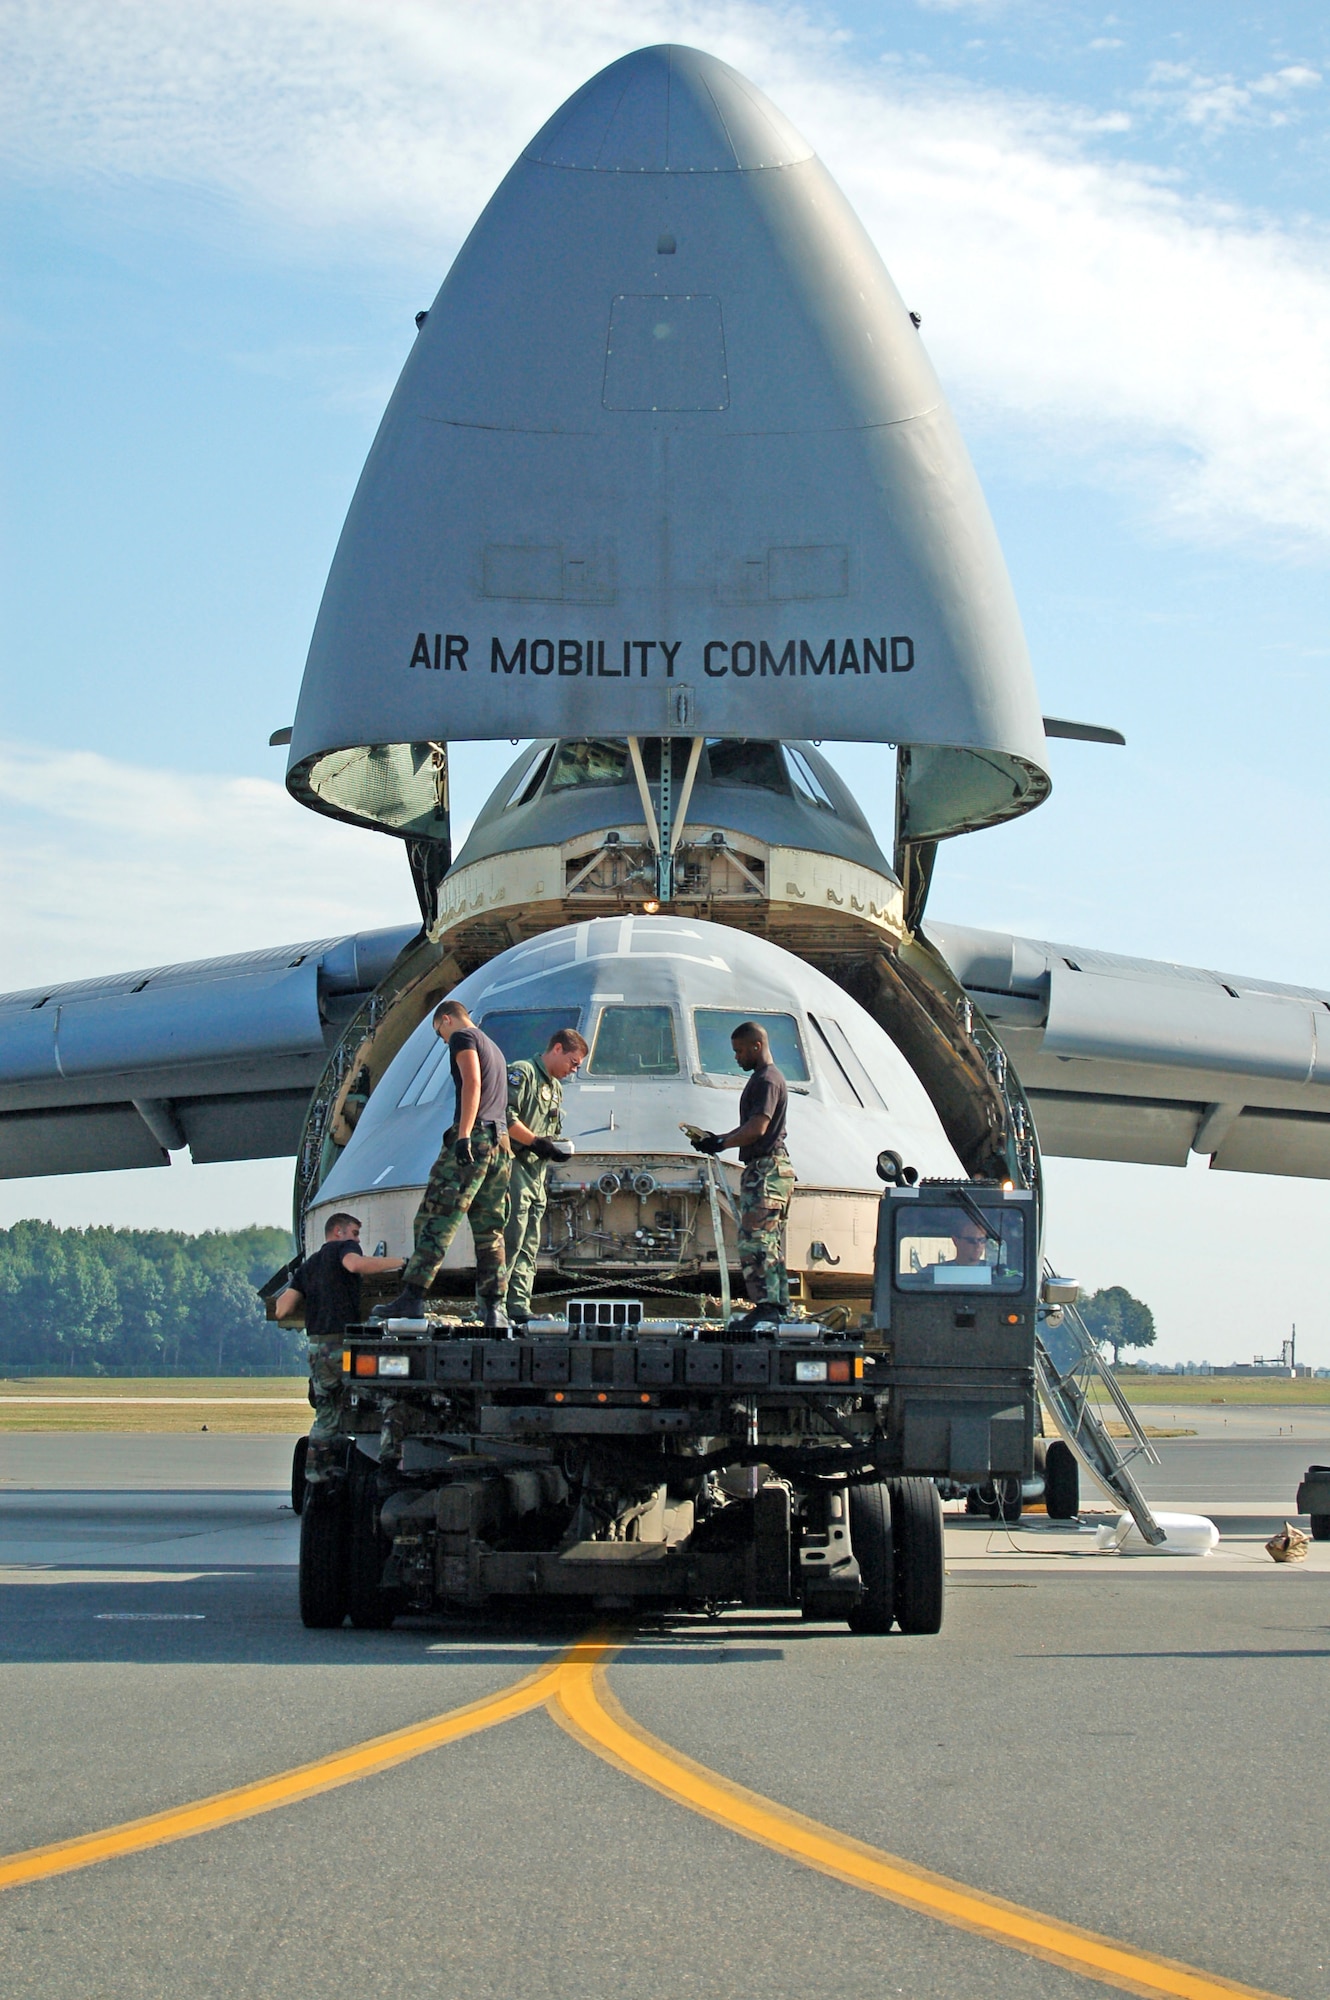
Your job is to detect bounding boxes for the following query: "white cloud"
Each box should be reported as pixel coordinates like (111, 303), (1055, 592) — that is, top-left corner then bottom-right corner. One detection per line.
(0, 739), (420, 990)
(1, 1), (1329, 548)
(1140, 58), (1321, 134)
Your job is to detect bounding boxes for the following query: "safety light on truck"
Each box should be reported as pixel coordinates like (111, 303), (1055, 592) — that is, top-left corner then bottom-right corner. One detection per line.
(353, 1353), (377, 1376)
(795, 1360), (828, 1383)
(377, 1354), (411, 1378)
(827, 1359), (851, 1384)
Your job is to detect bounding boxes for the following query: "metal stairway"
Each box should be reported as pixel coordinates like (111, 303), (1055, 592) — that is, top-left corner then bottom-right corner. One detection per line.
(1036, 1266), (1165, 1544)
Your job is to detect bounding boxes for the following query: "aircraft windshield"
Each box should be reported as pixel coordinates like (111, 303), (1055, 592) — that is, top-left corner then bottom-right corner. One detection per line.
(546, 740), (630, 791)
(704, 739), (787, 791)
(693, 1010), (809, 1081)
(895, 1204), (1025, 1291)
(480, 1010), (580, 1063)
(589, 1006), (679, 1075)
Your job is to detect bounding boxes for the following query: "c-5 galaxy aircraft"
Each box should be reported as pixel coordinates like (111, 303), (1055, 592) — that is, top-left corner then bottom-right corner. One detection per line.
(3, 47), (1326, 1627)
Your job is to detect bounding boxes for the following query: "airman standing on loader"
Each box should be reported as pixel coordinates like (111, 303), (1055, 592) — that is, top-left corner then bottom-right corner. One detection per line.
(502, 1027), (587, 1324)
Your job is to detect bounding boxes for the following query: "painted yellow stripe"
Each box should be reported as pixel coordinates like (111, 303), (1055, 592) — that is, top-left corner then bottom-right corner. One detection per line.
(549, 1642), (1285, 2000)
(0, 1648), (570, 1892)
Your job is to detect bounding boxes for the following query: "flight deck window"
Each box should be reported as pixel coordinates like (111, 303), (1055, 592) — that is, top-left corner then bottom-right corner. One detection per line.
(704, 739), (787, 792)
(504, 746), (552, 809)
(693, 1010), (809, 1082)
(785, 747), (835, 810)
(480, 1010), (581, 1063)
(894, 1204), (1025, 1292)
(808, 1014), (886, 1109)
(589, 1006), (679, 1076)
(547, 740), (629, 792)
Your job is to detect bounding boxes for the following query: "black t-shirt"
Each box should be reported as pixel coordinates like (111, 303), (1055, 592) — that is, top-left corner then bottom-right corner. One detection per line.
(449, 1025), (509, 1130)
(738, 1061), (788, 1163)
(291, 1238), (361, 1342)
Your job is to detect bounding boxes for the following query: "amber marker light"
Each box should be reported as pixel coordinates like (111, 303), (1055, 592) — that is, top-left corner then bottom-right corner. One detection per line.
(597, 1392), (608, 1403)
(828, 1359), (851, 1383)
(341, 1349), (352, 1372)
(854, 1357), (864, 1380)
(553, 1392), (565, 1403)
(1007, 1313), (1020, 1324)
(354, 1353), (377, 1376)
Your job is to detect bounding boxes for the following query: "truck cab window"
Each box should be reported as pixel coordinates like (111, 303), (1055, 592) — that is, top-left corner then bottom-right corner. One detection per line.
(895, 1205), (1024, 1291)
(589, 1005), (679, 1075)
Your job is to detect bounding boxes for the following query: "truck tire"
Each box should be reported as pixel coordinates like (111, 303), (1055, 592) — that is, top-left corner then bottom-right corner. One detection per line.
(997, 1475), (1022, 1523)
(1044, 1440), (1080, 1519)
(346, 1454), (399, 1630)
(846, 1482), (894, 1634)
(291, 1434), (309, 1517)
(889, 1478), (944, 1635)
(1311, 1514), (1330, 1542)
(298, 1486), (348, 1628)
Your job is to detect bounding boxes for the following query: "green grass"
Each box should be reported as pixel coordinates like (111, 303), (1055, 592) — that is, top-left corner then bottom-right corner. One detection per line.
(0, 1376), (309, 1433)
(1094, 1374), (1330, 1405)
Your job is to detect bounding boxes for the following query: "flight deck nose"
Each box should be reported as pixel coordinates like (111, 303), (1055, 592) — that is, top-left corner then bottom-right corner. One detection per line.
(523, 43), (812, 173)
(289, 45), (1049, 854)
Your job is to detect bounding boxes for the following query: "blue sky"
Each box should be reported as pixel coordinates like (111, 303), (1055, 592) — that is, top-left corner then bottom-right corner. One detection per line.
(2, 1), (1328, 1363)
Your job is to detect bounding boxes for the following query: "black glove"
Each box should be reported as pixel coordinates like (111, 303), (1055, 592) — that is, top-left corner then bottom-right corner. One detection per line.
(454, 1133), (475, 1169)
(532, 1136), (575, 1163)
(690, 1131), (723, 1156)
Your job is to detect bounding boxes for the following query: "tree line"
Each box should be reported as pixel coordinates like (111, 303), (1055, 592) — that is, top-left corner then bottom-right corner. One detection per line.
(0, 1220), (297, 1375)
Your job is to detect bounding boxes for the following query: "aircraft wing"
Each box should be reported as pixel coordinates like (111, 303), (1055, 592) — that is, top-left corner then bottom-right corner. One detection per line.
(0, 926), (416, 1179)
(929, 921), (1330, 1178)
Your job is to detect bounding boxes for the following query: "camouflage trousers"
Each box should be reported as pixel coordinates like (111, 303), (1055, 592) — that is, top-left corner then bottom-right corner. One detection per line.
(404, 1130), (511, 1303)
(737, 1151), (795, 1309)
(502, 1162), (547, 1320)
(305, 1339), (347, 1485)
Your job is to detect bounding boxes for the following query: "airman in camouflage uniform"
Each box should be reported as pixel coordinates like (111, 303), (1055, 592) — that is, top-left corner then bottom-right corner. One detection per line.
(737, 1152), (795, 1310)
(502, 1029), (588, 1322)
(689, 1019), (793, 1323)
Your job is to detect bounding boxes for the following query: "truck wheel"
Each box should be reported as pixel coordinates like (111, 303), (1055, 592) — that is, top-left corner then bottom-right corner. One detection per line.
(298, 1486), (348, 1628)
(346, 1455), (399, 1630)
(846, 1482), (894, 1634)
(997, 1476), (1022, 1524)
(1044, 1440), (1079, 1520)
(291, 1434), (309, 1517)
(964, 1488), (987, 1516)
(889, 1478), (944, 1635)
(1311, 1514), (1330, 1542)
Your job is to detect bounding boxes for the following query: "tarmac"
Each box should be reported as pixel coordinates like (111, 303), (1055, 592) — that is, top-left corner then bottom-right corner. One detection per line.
(0, 1415), (1325, 2000)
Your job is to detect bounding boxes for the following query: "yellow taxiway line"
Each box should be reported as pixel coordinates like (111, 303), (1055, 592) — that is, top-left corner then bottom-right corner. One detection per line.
(549, 1642), (1284, 2000)
(0, 1630), (1288, 2000)
(0, 1647), (566, 1892)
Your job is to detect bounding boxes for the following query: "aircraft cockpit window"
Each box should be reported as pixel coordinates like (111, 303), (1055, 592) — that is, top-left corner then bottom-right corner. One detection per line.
(807, 1014), (886, 1109)
(547, 739), (630, 792)
(398, 1041), (447, 1108)
(589, 1006), (679, 1075)
(704, 739), (787, 792)
(784, 747), (835, 810)
(504, 746), (553, 810)
(895, 1204), (1024, 1292)
(480, 1009), (581, 1063)
(693, 1010), (809, 1082)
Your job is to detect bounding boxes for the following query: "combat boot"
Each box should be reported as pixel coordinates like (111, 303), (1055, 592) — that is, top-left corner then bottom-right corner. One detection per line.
(372, 1285), (426, 1321)
(482, 1302), (512, 1335)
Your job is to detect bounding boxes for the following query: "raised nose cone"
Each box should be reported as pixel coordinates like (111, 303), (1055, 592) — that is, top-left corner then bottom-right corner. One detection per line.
(525, 44), (812, 172)
(290, 45), (1049, 850)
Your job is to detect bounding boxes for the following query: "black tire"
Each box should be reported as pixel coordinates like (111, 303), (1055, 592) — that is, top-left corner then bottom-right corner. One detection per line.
(291, 1434), (309, 1516)
(846, 1482), (894, 1634)
(298, 1485), (348, 1629)
(889, 1477), (944, 1635)
(997, 1475), (1022, 1524)
(346, 1454), (399, 1630)
(1311, 1514), (1330, 1542)
(1044, 1440), (1080, 1520)
(964, 1488), (987, 1517)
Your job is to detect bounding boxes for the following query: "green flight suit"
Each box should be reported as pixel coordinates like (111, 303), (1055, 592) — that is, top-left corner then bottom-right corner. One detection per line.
(503, 1054), (564, 1319)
